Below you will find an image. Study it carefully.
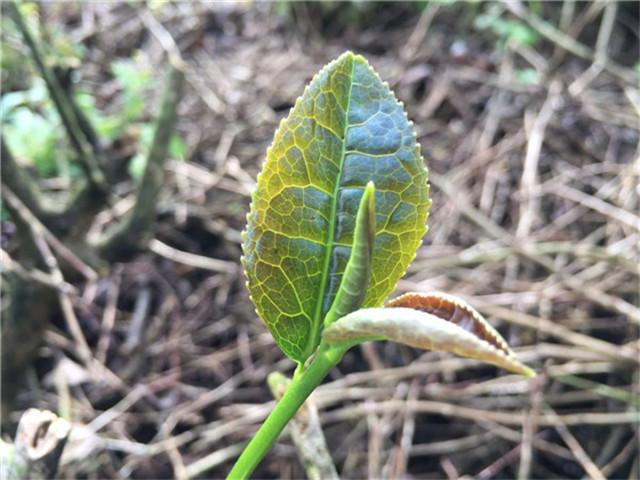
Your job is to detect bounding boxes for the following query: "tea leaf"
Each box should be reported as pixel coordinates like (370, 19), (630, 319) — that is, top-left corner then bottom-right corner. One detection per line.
(323, 293), (535, 377)
(386, 292), (511, 355)
(242, 52), (430, 362)
(322, 181), (376, 328)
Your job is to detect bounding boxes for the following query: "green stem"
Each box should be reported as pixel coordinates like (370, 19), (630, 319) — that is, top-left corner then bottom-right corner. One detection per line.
(226, 344), (345, 480)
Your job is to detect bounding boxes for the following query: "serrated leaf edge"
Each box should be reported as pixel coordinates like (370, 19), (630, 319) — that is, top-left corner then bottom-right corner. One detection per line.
(241, 51), (432, 362)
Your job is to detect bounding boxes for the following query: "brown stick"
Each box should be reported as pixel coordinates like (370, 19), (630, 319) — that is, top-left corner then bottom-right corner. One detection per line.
(2, 187), (94, 364)
(430, 172), (640, 326)
(505, 1), (637, 85)
(6, 2), (106, 191)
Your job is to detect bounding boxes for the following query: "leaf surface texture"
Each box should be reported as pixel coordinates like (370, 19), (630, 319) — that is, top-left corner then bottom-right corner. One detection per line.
(242, 52), (430, 362)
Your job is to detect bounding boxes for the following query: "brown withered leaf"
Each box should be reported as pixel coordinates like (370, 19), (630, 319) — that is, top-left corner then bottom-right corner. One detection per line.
(323, 292), (535, 377)
(386, 292), (510, 355)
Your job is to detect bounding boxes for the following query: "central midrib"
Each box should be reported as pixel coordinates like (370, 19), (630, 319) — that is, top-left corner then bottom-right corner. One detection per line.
(305, 56), (357, 361)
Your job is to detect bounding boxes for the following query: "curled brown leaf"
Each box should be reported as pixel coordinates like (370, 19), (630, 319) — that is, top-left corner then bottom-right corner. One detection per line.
(386, 292), (510, 355)
(323, 292), (535, 377)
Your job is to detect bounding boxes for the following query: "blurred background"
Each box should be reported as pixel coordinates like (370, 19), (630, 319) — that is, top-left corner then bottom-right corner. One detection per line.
(1, 1), (638, 479)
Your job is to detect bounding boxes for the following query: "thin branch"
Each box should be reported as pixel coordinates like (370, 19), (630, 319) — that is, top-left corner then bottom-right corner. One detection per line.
(96, 266), (121, 364)
(97, 62), (185, 261)
(516, 80), (562, 239)
(517, 375), (544, 479)
(387, 380), (419, 478)
(473, 302), (637, 364)
(399, 2), (440, 65)
(600, 437), (638, 478)
(545, 183), (640, 232)
(594, 1), (618, 63)
(2, 186), (94, 364)
(7, 2), (106, 191)
(1, 184), (98, 280)
(149, 239), (238, 274)
(430, 172), (640, 326)
(267, 372), (339, 480)
(504, 0), (637, 85)
(137, 8), (186, 71)
(324, 399), (639, 427)
(568, 2), (618, 96)
(545, 406), (606, 480)
(411, 241), (639, 274)
(0, 248), (78, 296)
(184, 444), (246, 479)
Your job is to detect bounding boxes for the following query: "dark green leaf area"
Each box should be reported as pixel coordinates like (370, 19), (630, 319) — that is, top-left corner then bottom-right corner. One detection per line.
(243, 51), (430, 363)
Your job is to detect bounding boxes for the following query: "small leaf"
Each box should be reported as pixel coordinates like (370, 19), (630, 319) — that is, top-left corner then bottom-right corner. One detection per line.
(323, 292), (535, 377)
(127, 152), (146, 182)
(386, 292), (511, 355)
(322, 181), (376, 328)
(242, 52), (430, 363)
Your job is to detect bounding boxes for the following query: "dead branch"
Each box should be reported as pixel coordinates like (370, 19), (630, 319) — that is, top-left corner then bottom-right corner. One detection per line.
(505, 0), (637, 85)
(545, 406), (606, 480)
(2, 186), (93, 363)
(430, 172), (640, 326)
(6, 2), (106, 192)
(149, 239), (238, 274)
(0, 248), (77, 296)
(96, 62), (185, 261)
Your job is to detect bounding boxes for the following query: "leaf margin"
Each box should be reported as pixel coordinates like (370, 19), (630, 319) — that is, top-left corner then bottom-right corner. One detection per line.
(242, 51), (431, 363)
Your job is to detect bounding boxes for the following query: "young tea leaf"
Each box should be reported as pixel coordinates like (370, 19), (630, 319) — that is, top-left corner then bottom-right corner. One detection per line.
(386, 291), (511, 354)
(322, 181), (376, 328)
(242, 52), (430, 363)
(323, 292), (535, 377)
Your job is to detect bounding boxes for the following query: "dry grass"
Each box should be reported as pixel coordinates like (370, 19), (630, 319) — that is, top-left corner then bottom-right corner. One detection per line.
(3, 2), (638, 479)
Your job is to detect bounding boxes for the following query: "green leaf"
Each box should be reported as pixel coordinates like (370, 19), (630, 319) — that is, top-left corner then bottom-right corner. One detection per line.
(127, 152), (146, 182)
(3, 106), (58, 177)
(112, 57), (152, 122)
(515, 68), (539, 85)
(242, 51), (430, 363)
(322, 180), (376, 328)
(323, 292), (535, 377)
(473, 4), (538, 48)
(169, 134), (187, 160)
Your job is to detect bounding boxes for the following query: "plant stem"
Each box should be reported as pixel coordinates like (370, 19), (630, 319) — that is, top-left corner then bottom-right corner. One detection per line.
(7, 1), (106, 191)
(96, 63), (184, 261)
(267, 372), (339, 480)
(226, 344), (345, 480)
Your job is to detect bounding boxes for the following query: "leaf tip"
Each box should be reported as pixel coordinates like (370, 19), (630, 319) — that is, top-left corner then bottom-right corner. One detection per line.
(337, 50), (373, 70)
(363, 180), (376, 209)
(365, 182), (376, 238)
(336, 50), (358, 67)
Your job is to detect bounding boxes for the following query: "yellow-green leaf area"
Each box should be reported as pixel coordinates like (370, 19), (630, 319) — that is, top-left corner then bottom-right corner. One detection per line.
(243, 51), (430, 363)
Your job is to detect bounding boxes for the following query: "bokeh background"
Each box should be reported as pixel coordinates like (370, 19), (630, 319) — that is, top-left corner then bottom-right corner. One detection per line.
(1, 1), (639, 479)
